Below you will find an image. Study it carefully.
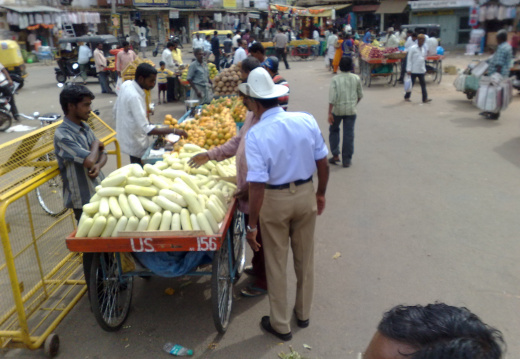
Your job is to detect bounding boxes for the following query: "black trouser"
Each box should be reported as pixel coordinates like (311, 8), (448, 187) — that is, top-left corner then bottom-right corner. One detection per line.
(213, 52), (220, 71)
(73, 208), (93, 299)
(167, 77), (176, 102)
(0, 85), (18, 117)
(399, 57), (407, 81)
(404, 73), (428, 102)
(130, 155), (143, 167)
(275, 48), (290, 69)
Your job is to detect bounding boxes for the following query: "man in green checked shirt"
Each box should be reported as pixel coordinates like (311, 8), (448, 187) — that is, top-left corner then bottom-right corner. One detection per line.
(481, 30), (512, 120)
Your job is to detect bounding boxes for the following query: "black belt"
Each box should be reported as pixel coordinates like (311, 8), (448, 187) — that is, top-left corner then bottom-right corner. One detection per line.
(265, 177), (312, 190)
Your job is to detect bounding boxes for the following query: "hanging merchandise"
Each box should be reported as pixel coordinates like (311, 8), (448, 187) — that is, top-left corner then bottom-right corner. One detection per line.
(469, 6), (479, 26)
(214, 13), (222, 22)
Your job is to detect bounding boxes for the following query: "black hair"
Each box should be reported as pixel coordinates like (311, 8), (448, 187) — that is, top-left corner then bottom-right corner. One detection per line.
(194, 47), (203, 55)
(412, 32), (418, 38)
(378, 303), (505, 359)
(249, 42), (265, 54)
(497, 30), (507, 43)
(407, 29), (413, 34)
(122, 41), (129, 47)
(254, 97), (279, 108)
(345, 34), (351, 39)
(332, 29), (338, 34)
(60, 85), (95, 115)
(135, 63), (157, 81)
(166, 41), (174, 48)
(339, 57), (353, 72)
(227, 33), (232, 38)
(214, 30), (218, 35)
(159, 61), (165, 66)
(241, 56), (260, 73)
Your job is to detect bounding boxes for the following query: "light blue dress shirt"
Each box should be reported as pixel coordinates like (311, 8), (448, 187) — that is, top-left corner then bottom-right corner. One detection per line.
(245, 107), (328, 185)
(78, 45), (92, 65)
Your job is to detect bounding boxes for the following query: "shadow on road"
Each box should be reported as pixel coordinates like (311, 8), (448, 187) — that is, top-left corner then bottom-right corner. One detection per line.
(494, 137), (520, 169)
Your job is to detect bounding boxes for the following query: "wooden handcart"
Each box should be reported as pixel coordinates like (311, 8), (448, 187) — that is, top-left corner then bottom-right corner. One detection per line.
(65, 198), (246, 334)
(359, 56), (402, 87)
(425, 55), (444, 84)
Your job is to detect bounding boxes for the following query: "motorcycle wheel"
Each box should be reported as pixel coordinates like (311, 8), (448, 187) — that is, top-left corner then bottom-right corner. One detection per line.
(0, 111), (12, 131)
(56, 73), (66, 84)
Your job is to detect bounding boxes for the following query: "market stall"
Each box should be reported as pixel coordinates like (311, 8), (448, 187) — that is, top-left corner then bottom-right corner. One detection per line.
(358, 42), (403, 87)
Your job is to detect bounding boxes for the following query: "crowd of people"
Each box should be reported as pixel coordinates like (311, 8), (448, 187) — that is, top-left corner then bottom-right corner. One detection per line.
(46, 23), (514, 356)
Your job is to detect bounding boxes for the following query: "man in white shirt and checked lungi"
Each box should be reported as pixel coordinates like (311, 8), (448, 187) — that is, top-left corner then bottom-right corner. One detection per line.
(242, 68), (330, 341)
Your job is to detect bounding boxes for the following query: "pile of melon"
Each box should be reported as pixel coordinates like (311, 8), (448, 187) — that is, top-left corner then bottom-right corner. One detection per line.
(212, 64), (242, 96)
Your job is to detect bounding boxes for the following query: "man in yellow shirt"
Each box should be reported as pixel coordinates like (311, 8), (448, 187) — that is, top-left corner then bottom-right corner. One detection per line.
(171, 41), (183, 66)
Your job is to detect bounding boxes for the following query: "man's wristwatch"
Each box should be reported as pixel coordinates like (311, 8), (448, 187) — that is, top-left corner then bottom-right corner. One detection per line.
(246, 225), (257, 233)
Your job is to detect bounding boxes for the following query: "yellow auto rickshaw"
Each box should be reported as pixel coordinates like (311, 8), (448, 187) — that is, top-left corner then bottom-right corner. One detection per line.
(0, 40), (27, 89)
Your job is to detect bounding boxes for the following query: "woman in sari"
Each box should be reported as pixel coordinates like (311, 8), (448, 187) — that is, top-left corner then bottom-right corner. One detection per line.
(332, 33), (344, 74)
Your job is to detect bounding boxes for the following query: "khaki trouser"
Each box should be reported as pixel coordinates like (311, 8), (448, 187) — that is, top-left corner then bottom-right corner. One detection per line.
(260, 181), (317, 334)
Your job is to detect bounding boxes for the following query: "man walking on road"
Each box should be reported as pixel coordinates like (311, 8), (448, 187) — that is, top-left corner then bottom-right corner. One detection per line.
(328, 57), (363, 168)
(54, 85), (107, 297)
(116, 41), (137, 78)
(211, 31), (220, 71)
(78, 42), (92, 85)
(480, 30), (512, 120)
(93, 43), (114, 94)
(243, 67), (329, 341)
(404, 34), (431, 103)
(273, 27), (290, 70)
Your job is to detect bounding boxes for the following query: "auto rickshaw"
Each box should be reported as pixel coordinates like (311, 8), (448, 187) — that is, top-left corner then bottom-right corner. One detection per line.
(0, 40), (28, 90)
(55, 35), (119, 84)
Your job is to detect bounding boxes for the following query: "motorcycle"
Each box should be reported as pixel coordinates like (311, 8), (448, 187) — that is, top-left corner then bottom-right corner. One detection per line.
(0, 80), (21, 131)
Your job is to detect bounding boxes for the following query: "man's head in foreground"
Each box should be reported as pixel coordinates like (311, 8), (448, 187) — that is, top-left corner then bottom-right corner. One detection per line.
(364, 303), (504, 359)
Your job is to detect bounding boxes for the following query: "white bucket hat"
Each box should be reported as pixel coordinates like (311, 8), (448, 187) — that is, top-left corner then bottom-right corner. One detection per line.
(238, 67), (289, 99)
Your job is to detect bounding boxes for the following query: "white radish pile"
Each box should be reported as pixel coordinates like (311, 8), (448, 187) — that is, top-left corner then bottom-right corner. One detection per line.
(76, 144), (237, 238)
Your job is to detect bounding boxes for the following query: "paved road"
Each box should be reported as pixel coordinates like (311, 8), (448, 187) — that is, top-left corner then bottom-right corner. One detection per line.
(2, 53), (520, 358)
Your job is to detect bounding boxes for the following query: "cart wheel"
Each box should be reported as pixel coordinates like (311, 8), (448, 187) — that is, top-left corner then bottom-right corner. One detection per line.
(466, 92), (475, 100)
(44, 333), (59, 357)
(387, 71), (394, 85)
(436, 61), (443, 84)
(211, 232), (233, 334)
(90, 253), (133, 332)
(392, 63), (400, 87)
(232, 210), (246, 282)
(36, 175), (67, 217)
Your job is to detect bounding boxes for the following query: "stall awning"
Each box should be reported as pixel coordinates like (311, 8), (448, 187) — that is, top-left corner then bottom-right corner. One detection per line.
(0, 5), (63, 13)
(352, 4), (380, 12)
(375, 0), (408, 14)
(270, 4), (349, 17)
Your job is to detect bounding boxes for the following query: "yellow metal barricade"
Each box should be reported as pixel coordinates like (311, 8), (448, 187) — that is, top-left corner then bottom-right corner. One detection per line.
(0, 113), (120, 356)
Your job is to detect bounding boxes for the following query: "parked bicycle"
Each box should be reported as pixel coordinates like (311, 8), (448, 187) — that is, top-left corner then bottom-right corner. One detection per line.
(18, 112), (66, 217)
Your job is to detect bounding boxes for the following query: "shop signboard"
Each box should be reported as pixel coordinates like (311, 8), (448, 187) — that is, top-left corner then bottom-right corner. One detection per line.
(132, 0), (169, 6)
(223, 0), (237, 8)
(409, 0), (474, 10)
(98, 0), (133, 5)
(170, 0), (200, 7)
(170, 10), (180, 18)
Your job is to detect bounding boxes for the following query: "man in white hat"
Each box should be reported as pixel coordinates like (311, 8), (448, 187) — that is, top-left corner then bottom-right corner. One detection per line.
(242, 67), (329, 341)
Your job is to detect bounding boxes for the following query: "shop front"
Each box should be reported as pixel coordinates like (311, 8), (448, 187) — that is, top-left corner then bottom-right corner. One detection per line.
(375, 0), (409, 31)
(353, 4), (381, 32)
(409, 0), (475, 48)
